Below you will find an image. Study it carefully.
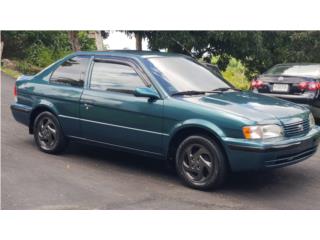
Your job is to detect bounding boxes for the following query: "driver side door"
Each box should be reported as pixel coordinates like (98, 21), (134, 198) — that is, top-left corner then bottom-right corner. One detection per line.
(79, 57), (164, 156)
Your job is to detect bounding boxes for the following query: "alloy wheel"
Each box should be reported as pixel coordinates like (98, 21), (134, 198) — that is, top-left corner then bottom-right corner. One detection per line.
(181, 144), (215, 184)
(37, 117), (57, 150)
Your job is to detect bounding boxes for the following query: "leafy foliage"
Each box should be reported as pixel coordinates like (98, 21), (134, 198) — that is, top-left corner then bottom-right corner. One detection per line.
(78, 31), (97, 51)
(1, 31), (96, 69)
(212, 56), (250, 90)
(2, 31), (320, 79)
(2, 31), (70, 59)
(144, 31), (320, 78)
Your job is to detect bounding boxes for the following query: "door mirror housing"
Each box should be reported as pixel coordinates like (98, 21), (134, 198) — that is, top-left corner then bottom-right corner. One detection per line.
(134, 87), (160, 100)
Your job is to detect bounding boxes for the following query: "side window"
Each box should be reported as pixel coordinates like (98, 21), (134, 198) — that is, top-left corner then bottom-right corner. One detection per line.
(90, 61), (146, 93)
(50, 56), (90, 87)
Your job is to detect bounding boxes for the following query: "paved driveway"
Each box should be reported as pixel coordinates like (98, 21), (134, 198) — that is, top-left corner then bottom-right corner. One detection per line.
(1, 72), (320, 209)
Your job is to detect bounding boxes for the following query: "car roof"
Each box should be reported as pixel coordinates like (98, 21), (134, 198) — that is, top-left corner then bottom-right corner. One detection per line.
(72, 50), (187, 59)
(273, 63), (320, 67)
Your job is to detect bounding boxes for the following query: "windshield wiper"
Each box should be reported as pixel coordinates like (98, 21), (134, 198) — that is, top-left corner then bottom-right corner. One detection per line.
(211, 87), (241, 92)
(171, 87), (241, 96)
(171, 90), (207, 96)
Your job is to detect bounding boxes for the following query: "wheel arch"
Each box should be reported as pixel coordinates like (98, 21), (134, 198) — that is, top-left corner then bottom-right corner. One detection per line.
(29, 104), (59, 134)
(165, 121), (230, 169)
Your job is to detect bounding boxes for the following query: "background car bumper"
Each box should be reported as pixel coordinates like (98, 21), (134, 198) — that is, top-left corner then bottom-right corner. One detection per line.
(258, 92), (320, 119)
(223, 127), (320, 172)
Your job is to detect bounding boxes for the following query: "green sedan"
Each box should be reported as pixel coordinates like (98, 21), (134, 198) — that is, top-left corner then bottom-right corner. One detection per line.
(11, 51), (320, 190)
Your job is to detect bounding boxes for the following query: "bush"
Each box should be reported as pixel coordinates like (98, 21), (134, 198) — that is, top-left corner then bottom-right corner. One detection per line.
(78, 31), (96, 51)
(212, 56), (250, 90)
(16, 60), (42, 75)
(25, 43), (71, 68)
(16, 61), (31, 73)
(26, 44), (52, 67)
(1, 31), (94, 70)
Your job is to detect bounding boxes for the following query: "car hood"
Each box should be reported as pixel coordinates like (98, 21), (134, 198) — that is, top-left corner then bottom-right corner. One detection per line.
(179, 91), (309, 123)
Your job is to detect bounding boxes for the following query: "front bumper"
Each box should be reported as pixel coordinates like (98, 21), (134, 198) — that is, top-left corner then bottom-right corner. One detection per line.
(223, 126), (320, 172)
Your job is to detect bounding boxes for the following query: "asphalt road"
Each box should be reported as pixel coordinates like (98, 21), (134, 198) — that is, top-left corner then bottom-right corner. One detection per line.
(1, 72), (320, 209)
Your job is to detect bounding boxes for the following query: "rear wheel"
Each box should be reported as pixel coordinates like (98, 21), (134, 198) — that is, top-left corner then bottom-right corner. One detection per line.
(175, 135), (227, 190)
(33, 111), (67, 154)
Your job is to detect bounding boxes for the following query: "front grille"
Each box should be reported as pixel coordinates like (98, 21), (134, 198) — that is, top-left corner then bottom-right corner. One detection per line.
(283, 119), (310, 137)
(265, 146), (317, 168)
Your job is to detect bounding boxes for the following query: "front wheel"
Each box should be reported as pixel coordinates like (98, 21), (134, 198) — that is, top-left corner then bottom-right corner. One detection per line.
(175, 135), (227, 190)
(33, 111), (67, 154)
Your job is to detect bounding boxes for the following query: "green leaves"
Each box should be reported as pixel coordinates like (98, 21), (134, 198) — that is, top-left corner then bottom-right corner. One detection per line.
(2, 31), (319, 78)
(1, 31), (96, 68)
(145, 31), (320, 78)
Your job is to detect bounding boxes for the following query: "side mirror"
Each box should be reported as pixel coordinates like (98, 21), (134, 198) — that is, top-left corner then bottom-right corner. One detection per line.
(134, 87), (160, 100)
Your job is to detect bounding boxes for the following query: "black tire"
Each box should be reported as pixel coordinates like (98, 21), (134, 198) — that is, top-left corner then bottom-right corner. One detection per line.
(33, 111), (68, 154)
(175, 135), (227, 190)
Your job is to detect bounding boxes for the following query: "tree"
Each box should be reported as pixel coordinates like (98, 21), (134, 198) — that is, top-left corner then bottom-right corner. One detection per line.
(2, 31), (319, 77)
(135, 32), (142, 51)
(88, 31), (109, 50)
(144, 31), (320, 78)
(1, 31), (96, 68)
(123, 31), (152, 50)
(1, 31), (71, 59)
(67, 31), (81, 51)
(0, 41), (3, 59)
(146, 31), (207, 54)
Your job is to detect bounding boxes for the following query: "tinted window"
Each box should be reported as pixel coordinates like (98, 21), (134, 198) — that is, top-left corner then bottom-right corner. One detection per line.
(146, 57), (229, 95)
(90, 61), (146, 93)
(265, 64), (320, 78)
(50, 57), (90, 87)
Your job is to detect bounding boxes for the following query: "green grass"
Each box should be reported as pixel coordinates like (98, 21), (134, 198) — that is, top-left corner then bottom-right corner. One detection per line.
(1, 59), (42, 79)
(0, 66), (22, 79)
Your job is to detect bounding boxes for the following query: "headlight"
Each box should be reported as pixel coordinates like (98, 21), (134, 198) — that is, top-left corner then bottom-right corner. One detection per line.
(309, 113), (315, 129)
(242, 125), (284, 139)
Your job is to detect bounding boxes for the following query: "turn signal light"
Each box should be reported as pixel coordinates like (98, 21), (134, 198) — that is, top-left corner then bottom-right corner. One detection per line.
(242, 127), (253, 139)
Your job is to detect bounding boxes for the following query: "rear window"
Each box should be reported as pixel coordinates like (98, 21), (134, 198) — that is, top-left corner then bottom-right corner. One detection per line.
(265, 64), (320, 78)
(50, 56), (90, 87)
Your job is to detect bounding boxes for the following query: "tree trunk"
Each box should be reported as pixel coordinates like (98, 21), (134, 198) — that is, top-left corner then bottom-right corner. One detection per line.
(94, 31), (104, 50)
(135, 32), (142, 51)
(0, 41), (3, 59)
(67, 31), (81, 51)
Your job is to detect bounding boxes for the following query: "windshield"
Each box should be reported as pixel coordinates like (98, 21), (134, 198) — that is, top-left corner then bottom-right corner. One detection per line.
(265, 64), (320, 78)
(146, 57), (230, 95)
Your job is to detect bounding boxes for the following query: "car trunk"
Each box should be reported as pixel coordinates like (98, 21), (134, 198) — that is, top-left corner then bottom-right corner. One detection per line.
(255, 75), (319, 104)
(256, 75), (318, 95)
